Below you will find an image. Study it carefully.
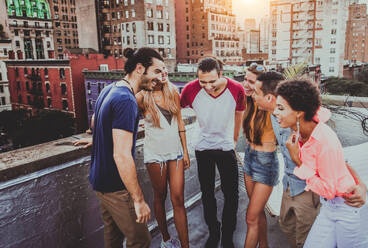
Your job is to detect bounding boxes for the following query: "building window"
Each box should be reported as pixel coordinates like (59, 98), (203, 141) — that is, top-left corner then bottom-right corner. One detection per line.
(272, 50), (276, 55)
(1, 97), (5, 105)
(61, 83), (67, 95)
(47, 98), (52, 108)
(148, 35), (154, 44)
(331, 29), (336, 35)
(147, 22), (154, 30)
(167, 35), (170, 45)
(126, 23), (130, 32)
(147, 9), (153, 18)
(330, 57), (335, 63)
(59, 68), (65, 79)
(157, 10), (163, 19)
(330, 48), (336, 54)
(125, 10), (129, 18)
(131, 9), (135, 18)
(158, 35), (164, 44)
(329, 67), (335, 72)
(18, 94), (22, 103)
(158, 23), (163, 31)
(62, 99), (68, 110)
(45, 82), (50, 93)
(0, 85), (3, 93)
(272, 31), (276, 38)
(88, 99), (93, 110)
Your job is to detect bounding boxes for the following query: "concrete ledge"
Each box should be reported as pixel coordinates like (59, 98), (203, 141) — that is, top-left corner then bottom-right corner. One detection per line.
(322, 94), (368, 108)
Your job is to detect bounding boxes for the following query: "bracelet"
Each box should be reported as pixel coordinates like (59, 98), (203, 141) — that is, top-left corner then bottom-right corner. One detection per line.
(179, 130), (186, 133)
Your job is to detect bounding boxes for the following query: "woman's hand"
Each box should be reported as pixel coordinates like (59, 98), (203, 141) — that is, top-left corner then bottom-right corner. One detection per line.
(183, 151), (191, 170)
(286, 133), (302, 166)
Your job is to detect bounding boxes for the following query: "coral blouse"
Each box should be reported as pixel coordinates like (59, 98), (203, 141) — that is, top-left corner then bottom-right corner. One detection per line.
(293, 121), (356, 200)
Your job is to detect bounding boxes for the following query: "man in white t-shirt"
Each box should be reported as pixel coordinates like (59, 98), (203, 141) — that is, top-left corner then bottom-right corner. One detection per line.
(180, 57), (245, 248)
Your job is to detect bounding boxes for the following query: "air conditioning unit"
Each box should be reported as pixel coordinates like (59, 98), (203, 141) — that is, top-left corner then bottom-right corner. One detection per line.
(100, 64), (109, 72)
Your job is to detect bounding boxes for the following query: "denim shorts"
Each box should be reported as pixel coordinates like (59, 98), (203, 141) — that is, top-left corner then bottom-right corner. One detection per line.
(243, 142), (279, 186)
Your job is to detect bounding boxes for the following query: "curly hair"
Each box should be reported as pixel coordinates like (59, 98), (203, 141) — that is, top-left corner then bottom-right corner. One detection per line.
(275, 79), (321, 121)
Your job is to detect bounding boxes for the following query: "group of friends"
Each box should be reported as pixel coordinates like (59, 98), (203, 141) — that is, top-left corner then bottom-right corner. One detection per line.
(75, 47), (368, 248)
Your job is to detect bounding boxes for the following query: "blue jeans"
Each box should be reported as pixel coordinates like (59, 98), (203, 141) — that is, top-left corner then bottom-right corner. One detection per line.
(243, 143), (279, 186)
(304, 197), (368, 248)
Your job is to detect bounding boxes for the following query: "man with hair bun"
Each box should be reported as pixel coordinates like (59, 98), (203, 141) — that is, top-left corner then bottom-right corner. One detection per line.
(89, 47), (165, 248)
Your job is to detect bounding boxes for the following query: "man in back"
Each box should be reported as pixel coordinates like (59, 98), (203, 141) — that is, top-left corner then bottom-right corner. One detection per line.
(180, 57), (245, 248)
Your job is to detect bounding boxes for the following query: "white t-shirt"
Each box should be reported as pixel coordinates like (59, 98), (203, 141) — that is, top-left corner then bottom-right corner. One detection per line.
(180, 78), (246, 151)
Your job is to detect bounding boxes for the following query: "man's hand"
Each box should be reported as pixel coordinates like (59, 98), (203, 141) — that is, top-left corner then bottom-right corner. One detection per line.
(73, 138), (93, 148)
(183, 151), (191, 170)
(286, 133), (302, 166)
(133, 200), (151, 223)
(343, 183), (367, 208)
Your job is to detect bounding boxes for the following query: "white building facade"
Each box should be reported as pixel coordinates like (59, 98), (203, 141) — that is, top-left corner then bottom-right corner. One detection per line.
(0, 41), (12, 111)
(269, 0), (349, 77)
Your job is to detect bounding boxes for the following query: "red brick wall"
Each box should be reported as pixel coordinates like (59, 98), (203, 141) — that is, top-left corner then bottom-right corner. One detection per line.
(7, 66), (74, 116)
(69, 54), (125, 131)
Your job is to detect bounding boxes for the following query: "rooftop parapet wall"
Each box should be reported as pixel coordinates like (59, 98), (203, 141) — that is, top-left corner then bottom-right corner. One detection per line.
(0, 111), (200, 248)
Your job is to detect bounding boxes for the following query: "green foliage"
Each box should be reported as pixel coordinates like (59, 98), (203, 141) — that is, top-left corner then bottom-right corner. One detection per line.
(283, 60), (309, 80)
(357, 69), (368, 84)
(323, 77), (368, 97)
(0, 109), (75, 149)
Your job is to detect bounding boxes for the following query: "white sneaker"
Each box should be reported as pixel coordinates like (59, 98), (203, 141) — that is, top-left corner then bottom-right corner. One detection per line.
(169, 238), (181, 248)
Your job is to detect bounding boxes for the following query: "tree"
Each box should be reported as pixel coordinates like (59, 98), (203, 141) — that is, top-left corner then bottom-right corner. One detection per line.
(323, 77), (368, 97)
(357, 69), (368, 84)
(0, 110), (75, 149)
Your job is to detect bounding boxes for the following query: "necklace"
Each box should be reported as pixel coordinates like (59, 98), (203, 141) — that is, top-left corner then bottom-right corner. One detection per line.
(118, 79), (134, 94)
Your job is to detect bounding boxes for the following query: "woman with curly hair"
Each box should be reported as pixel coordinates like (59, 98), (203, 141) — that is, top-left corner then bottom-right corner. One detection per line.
(136, 67), (190, 248)
(274, 79), (367, 248)
(242, 64), (280, 248)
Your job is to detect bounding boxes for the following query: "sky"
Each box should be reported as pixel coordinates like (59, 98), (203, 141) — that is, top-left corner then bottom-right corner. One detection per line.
(232, 0), (368, 27)
(232, 0), (269, 27)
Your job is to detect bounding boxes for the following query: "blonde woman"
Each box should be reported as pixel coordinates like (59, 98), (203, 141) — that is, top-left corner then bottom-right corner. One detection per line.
(136, 69), (190, 248)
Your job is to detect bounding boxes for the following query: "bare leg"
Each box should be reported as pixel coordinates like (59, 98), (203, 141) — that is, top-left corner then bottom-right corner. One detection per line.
(168, 159), (189, 248)
(244, 181), (273, 248)
(146, 163), (170, 241)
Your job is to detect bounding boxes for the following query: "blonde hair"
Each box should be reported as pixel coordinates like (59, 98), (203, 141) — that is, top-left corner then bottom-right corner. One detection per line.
(142, 81), (179, 128)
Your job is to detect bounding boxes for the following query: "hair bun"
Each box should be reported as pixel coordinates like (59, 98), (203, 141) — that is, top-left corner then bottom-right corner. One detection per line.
(123, 48), (135, 59)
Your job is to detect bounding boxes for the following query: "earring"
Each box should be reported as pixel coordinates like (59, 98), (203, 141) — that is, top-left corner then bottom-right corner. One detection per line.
(296, 116), (300, 139)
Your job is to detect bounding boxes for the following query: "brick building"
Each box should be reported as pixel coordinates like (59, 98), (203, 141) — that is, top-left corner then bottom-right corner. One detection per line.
(49, 0), (80, 59)
(6, 50), (124, 132)
(94, 0), (176, 70)
(345, 3), (368, 63)
(3, 0), (55, 60)
(175, 0), (242, 64)
(0, 39), (13, 112)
